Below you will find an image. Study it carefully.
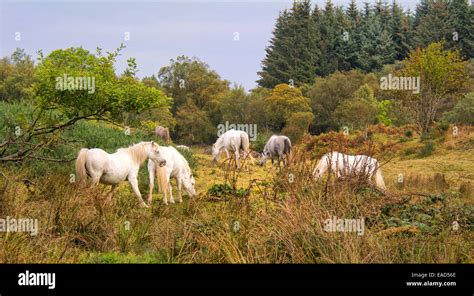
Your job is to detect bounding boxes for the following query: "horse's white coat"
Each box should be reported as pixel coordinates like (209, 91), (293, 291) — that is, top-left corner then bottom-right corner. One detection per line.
(75, 142), (166, 208)
(313, 151), (387, 191)
(212, 129), (253, 169)
(147, 146), (196, 205)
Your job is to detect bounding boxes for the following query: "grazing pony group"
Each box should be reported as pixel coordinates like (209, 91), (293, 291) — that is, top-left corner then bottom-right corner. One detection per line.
(75, 127), (387, 208)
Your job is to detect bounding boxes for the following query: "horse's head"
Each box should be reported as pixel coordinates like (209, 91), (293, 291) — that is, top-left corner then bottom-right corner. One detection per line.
(313, 168), (322, 181)
(211, 144), (219, 163)
(148, 142), (166, 167)
(313, 158), (325, 181)
(183, 173), (197, 197)
(259, 152), (268, 166)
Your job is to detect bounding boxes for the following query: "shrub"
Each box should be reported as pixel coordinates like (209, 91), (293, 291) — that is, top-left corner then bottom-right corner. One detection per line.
(404, 130), (413, 138)
(442, 92), (474, 125)
(418, 141), (435, 158)
(251, 131), (272, 153)
(438, 120), (449, 131)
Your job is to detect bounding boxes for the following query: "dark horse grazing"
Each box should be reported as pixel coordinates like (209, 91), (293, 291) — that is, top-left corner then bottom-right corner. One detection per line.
(155, 126), (170, 144)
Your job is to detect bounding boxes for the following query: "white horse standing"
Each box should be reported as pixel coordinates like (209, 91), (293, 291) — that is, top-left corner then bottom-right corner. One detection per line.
(75, 141), (166, 208)
(147, 146), (197, 205)
(259, 135), (292, 168)
(313, 151), (387, 191)
(212, 129), (253, 169)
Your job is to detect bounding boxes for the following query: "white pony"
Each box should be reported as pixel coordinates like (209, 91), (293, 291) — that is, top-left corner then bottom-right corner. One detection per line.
(259, 135), (292, 167)
(147, 146), (197, 205)
(212, 129), (253, 169)
(313, 151), (387, 191)
(75, 141), (166, 208)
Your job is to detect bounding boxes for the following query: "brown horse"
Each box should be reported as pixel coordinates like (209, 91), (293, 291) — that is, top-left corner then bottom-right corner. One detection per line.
(155, 126), (171, 144)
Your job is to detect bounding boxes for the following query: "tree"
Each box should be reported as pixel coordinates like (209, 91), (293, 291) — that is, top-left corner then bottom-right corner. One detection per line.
(446, 0), (474, 58)
(157, 55), (229, 116)
(0, 45), (172, 162)
(389, 1), (413, 60)
(264, 84), (312, 132)
(174, 100), (215, 144)
(306, 70), (368, 134)
(282, 111), (314, 142)
(257, 0), (320, 88)
(334, 84), (379, 137)
(397, 42), (466, 134)
(0, 48), (35, 101)
(413, 0), (450, 49)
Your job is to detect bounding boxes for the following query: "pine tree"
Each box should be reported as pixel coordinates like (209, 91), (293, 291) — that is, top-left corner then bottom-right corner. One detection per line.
(257, 10), (292, 88)
(446, 0), (474, 58)
(358, 15), (395, 72)
(257, 0), (320, 88)
(389, 0), (412, 60)
(317, 0), (339, 76)
(414, 0), (450, 48)
(337, 0), (360, 71)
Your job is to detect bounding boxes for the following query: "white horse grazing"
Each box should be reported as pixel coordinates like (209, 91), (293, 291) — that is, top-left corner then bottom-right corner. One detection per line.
(259, 135), (292, 167)
(75, 142), (167, 208)
(212, 129), (254, 169)
(313, 151), (387, 191)
(147, 146), (197, 205)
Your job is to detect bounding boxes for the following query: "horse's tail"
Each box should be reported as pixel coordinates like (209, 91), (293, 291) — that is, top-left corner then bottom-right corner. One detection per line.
(373, 160), (387, 191)
(75, 148), (89, 184)
(240, 133), (255, 164)
(155, 164), (168, 193)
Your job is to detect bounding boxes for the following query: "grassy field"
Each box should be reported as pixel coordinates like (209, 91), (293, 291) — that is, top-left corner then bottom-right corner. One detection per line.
(0, 124), (473, 263)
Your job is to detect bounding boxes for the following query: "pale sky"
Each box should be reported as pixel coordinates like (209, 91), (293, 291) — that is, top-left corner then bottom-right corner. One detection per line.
(0, 0), (418, 91)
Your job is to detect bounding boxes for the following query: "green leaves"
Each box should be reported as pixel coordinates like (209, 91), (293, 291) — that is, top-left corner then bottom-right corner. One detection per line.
(34, 46), (172, 124)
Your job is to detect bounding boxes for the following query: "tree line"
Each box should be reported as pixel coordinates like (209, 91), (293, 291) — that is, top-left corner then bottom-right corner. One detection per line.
(0, 0), (473, 163)
(258, 0), (474, 88)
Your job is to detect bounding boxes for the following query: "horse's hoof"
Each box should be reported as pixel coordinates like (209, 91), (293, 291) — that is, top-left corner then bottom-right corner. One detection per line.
(169, 200), (175, 204)
(139, 203), (149, 209)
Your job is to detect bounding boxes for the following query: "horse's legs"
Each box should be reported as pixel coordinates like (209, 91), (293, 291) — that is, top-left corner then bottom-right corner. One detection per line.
(162, 175), (173, 205)
(89, 173), (101, 188)
(234, 149), (240, 169)
(168, 177), (175, 204)
(106, 185), (118, 204)
(177, 179), (183, 203)
(225, 149), (230, 160)
(128, 176), (148, 208)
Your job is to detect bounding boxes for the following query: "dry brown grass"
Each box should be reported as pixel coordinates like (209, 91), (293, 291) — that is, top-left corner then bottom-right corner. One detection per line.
(0, 126), (472, 263)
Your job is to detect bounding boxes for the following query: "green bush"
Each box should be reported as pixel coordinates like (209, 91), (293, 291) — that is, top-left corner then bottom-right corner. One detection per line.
(251, 131), (272, 153)
(404, 130), (413, 138)
(438, 120), (449, 131)
(418, 141), (435, 158)
(442, 92), (474, 124)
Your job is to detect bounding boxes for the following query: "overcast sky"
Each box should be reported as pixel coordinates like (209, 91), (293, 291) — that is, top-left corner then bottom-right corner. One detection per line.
(0, 0), (418, 91)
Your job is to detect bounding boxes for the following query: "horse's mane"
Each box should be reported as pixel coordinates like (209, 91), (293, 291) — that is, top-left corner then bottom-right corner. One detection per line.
(119, 142), (148, 164)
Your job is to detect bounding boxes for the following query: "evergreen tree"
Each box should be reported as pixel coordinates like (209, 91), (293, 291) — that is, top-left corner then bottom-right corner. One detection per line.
(257, 10), (292, 88)
(414, 0), (450, 48)
(317, 0), (339, 76)
(389, 1), (412, 60)
(257, 1), (320, 88)
(337, 0), (360, 71)
(446, 0), (474, 58)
